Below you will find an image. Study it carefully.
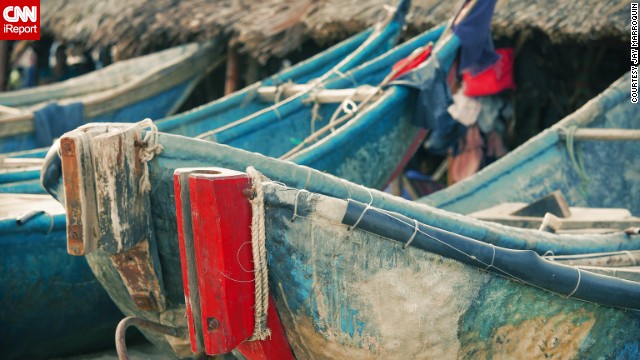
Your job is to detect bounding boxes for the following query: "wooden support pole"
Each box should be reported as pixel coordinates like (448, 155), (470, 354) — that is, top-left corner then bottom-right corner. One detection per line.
(0, 41), (8, 91)
(225, 44), (240, 95)
(246, 56), (260, 86)
(175, 167), (294, 359)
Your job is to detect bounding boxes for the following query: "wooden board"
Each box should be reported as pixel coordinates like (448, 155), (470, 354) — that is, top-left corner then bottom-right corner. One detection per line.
(470, 202), (638, 231)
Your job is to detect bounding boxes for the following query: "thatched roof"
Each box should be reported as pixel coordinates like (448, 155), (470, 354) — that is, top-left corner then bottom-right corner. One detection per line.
(41, 0), (631, 62)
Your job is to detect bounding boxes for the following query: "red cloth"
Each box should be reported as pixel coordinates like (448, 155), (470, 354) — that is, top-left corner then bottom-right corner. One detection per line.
(390, 44), (433, 80)
(463, 48), (516, 96)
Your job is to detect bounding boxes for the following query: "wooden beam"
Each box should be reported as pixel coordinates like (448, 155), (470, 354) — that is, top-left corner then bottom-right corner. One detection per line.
(0, 41), (8, 91)
(176, 167), (294, 359)
(257, 85), (379, 103)
(224, 44), (240, 95)
(512, 190), (571, 218)
(471, 202), (639, 232)
(559, 128), (640, 141)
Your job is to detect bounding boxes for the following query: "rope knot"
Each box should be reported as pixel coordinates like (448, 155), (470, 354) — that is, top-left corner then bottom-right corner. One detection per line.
(137, 119), (163, 193)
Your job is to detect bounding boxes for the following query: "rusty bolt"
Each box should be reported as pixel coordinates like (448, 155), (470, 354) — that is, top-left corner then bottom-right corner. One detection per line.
(207, 317), (219, 331)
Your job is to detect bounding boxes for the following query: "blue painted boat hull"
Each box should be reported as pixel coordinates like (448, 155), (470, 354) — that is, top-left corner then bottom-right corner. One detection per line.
(251, 180), (640, 358)
(0, 197), (124, 359)
(0, 9), (420, 191)
(1, 7), (417, 357)
(45, 71), (639, 357)
(0, 42), (224, 154)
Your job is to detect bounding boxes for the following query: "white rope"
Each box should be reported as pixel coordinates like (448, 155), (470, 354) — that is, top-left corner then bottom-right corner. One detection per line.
(334, 69), (358, 87)
(274, 84), (285, 104)
(349, 186), (374, 231)
(403, 219), (419, 249)
(273, 106), (282, 120)
(137, 119), (164, 194)
(484, 244), (496, 271)
(246, 166), (271, 341)
(567, 268), (582, 298)
(309, 99), (322, 134)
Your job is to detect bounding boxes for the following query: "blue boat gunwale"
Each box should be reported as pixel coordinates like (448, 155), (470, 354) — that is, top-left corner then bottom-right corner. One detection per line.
(247, 180), (640, 311)
(0, 43), (205, 108)
(0, 21), (442, 193)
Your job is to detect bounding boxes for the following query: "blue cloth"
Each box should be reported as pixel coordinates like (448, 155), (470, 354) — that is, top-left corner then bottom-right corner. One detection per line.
(391, 58), (466, 155)
(453, 0), (499, 75)
(392, 0), (411, 25)
(33, 102), (84, 147)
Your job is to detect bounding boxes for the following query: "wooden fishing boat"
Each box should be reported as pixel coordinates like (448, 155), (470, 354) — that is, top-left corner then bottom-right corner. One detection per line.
(45, 69), (639, 358)
(173, 160), (640, 359)
(47, 62), (640, 353)
(0, 41), (224, 154)
(0, 0), (414, 192)
(0, 3), (416, 357)
(42, 21), (461, 356)
(0, 44), (206, 108)
(0, 194), (125, 359)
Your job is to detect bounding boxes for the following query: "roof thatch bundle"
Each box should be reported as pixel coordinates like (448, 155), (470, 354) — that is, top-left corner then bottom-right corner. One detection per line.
(41, 0), (631, 62)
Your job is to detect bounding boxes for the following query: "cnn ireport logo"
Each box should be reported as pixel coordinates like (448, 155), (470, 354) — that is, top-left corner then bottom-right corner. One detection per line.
(0, 0), (40, 40)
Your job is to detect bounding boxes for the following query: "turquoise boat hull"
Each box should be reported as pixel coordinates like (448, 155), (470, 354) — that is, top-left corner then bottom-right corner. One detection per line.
(43, 30), (458, 356)
(0, 6), (415, 358)
(0, 42), (224, 154)
(242, 174), (640, 358)
(45, 70), (639, 357)
(0, 195), (124, 359)
(0, 4), (418, 192)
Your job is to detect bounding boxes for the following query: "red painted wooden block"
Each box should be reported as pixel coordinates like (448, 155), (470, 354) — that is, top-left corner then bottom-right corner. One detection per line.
(236, 295), (294, 360)
(174, 169), (203, 353)
(174, 167), (294, 359)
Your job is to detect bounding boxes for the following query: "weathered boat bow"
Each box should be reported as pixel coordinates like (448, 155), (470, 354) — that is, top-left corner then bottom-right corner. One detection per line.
(50, 121), (192, 355)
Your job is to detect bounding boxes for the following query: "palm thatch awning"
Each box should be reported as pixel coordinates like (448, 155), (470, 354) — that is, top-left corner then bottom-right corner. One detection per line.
(41, 0), (630, 61)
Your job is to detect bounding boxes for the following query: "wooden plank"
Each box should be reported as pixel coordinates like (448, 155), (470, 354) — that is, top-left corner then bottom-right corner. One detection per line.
(512, 190), (571, 218)
(0, 193), (64, 220)
(471, 203), (638, 231)
(91, 123), (166, 312)
(577, 266), (640, 283)
(224, 44), (240, 95)
(257, 85), (379, 103)
(187, 168), (255, 354)
(184, 168), (294, 359)
(0, 157), (44, 169)
(547, 250), (640, 267)
(173, 168), (205, 354)
(109, 239), (166, 312)
(59, 128), (100, 255)
(559, 128), (640, 141)
(92, 125), (148, 254)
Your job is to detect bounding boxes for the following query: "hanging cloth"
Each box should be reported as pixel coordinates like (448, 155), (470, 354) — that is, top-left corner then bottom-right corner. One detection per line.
(391, 57), (466, 155)
(463, 48), (516, 96)
(448, 87), (482, 127)
(448, 125), (484, 184)
(453, 0), (499, 75)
